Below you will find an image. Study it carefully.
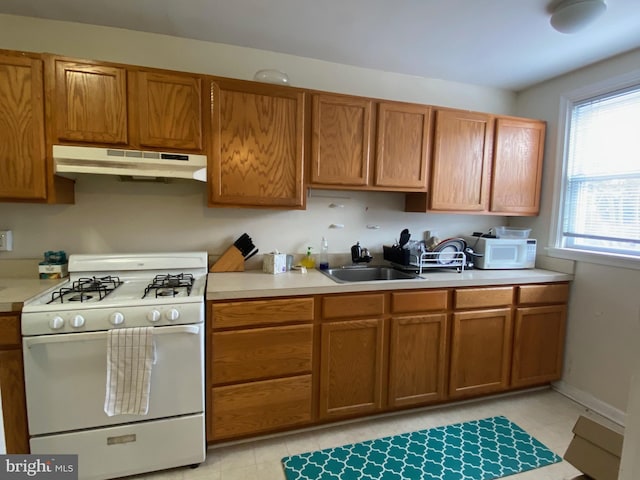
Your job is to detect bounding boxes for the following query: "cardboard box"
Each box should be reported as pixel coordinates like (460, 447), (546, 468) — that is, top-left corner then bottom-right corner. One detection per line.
(39, 263), (69, 279)
(564, 415), (624, 480)
(262, 253), (287, 274)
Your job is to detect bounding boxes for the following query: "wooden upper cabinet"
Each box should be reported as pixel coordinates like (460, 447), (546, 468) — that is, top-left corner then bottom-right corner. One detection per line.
(51, 58), (128, 145)
(310, 95), (431, 191)
(210, 79), (306, 208)
(132, 70), (203, 151)
(311, 93), (372, 187)
(429, 109), (493, 212)
(374, 102), (431, 190)
(491, 117), (545, 215)
(0, 53), (47, 200)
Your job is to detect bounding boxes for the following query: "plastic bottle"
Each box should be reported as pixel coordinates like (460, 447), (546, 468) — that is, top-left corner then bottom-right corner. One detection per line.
(300, 246), (315, 268)
(319, 237), (329, 270)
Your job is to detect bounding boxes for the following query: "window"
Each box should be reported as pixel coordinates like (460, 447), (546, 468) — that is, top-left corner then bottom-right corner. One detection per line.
(558, 84), (640, 259)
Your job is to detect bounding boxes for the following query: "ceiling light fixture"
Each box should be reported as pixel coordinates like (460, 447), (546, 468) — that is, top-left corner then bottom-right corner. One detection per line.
(549, 0), (607, 34)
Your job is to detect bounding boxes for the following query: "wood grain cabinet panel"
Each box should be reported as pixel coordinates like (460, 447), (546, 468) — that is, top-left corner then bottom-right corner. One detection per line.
(210, 79), (305, 208)
(374, 102), (431, 190)
(490, 117), (545, 215)
(0, 314), (29, 453)
(0, 54), (47, 201)
(449, 308), (513, 398)
(428, 109), (493, 212)
(211, 297), (314, 329)
(322, 293), (385, 320)
(134, 71), (203, 151)
(517, 283), (569, 305)
(512, 305), (567, 388)
(211, 324), (313, 384)
(388, 314), (448, 407)
(311, 93), (372, 186)
(319, 318), (384, 419)
(52, 59), (128, 144)
(391, 290), (449, 314)
(211, 375), (312, 440)
(454, 286), (513, 309)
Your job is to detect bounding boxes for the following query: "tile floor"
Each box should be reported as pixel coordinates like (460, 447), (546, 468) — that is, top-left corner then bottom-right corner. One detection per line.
(142, 388), (617, 480)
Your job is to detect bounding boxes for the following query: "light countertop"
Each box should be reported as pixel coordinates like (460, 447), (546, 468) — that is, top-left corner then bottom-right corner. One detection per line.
(206, 268), (573, 301)
(0, 278), (66, 312)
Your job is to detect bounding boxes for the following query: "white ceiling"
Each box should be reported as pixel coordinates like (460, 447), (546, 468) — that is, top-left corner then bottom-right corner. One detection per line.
(1, 0), (639, 91)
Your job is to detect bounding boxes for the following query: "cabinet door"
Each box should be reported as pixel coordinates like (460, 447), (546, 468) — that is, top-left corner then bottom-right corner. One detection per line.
(375, 102), (431, 190)
(449, 308), (512, 398)
(0, 314), (29, 453)
(310, 94), (372, 186)
(0, 54), (47, 200)
(211, 375), (312, 440)
(491, 117), (545, 215)
(388, 314), (448, 407)
(134, 71), (203, 151)
(319, 319), (384, 419)
(429, 109), (493, 211)
(512, 305), (566, 387)
(53, 59), (128, 144)
(210, 80), (305, 208)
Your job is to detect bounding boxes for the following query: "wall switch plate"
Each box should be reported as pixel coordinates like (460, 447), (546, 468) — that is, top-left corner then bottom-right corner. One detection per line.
(0, 230), (13, 251)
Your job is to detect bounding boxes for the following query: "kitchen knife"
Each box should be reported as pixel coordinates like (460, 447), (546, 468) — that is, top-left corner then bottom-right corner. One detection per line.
(244, 248), (259, 261)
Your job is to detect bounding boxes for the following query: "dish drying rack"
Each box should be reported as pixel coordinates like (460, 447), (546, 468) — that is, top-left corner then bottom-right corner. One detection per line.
(383, 245), (467, 274)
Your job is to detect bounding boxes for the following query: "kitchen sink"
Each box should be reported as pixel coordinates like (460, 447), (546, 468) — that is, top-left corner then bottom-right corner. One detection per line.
(319, 265), (423, 283)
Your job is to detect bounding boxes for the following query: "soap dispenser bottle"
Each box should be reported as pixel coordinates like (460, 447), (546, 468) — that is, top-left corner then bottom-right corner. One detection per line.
(301, 246), (315, 268)
(319, 237), (329, 270)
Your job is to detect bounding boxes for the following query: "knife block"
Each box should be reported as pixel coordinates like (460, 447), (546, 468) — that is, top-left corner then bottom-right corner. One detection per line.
(210, 245), (245, 272)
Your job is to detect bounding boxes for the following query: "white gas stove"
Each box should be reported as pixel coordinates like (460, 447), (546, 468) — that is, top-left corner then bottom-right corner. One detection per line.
(22, 252), (208, 336)
(21, 252), (208, 480)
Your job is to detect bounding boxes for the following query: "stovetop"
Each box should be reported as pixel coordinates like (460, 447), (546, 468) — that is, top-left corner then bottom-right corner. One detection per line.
(22, 252), (208, 335)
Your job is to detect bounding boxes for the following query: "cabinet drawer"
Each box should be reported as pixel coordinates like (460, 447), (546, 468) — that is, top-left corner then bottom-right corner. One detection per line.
(454, 287), (513, 309)
(210, 375), (312, 440)
(0, 315), (20, 347)
(322, 293), (385, 320)
(211, 324), (313, 384)
(211, 297), (314, 328)
(517, 283), (569, 305)
(391, 290), (449, 314)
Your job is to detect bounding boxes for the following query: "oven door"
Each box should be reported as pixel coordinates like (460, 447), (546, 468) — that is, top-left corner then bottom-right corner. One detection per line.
(23, 324), (204, 436)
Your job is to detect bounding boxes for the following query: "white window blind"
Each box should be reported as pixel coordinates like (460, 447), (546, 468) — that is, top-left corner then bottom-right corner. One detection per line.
(562, 84), (640, 257)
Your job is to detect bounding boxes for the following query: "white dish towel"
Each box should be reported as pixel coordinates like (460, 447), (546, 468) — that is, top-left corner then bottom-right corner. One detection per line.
(104, 326), (155, 416)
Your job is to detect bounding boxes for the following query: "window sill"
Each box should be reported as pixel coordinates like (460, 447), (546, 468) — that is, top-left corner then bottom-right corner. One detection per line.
(546, 247), (640, 271)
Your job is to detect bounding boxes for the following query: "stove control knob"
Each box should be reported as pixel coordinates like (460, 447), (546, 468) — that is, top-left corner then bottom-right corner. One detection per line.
(109, 312), (125, 326)
(71, 315), (85, 328)
(147, 309), (161, 323)
(49, 316), (65, 330)
(165, 308), (180, 322)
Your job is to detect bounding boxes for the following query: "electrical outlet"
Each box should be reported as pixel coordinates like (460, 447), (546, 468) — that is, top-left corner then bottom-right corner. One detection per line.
(0, 230), (13, 251)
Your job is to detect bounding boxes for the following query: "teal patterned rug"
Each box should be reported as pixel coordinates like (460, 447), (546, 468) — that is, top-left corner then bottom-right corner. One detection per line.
(282, 416), (561, 480)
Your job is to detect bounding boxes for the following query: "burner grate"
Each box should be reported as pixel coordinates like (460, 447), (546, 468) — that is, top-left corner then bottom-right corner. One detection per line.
(48, 276), (123, 304)
(143, 273), (194, 299)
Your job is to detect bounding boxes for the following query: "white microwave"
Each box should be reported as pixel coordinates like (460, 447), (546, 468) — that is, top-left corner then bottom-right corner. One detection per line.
(463, 236), (537, 269)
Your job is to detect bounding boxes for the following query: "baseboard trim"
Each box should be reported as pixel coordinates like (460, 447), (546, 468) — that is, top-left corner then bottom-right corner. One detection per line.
(552, 380), (627, 427)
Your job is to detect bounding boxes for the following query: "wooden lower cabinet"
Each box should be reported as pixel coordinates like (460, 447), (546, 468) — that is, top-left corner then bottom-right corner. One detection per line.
(449, 308), (513, 398)
(0, 314), (29, 453)
(207, 298), (314, 441)
(388, 313), (448, 407)
(319, 318), (385, 420)
(206, 282), (568, 442)
(211, 375), (312, 440)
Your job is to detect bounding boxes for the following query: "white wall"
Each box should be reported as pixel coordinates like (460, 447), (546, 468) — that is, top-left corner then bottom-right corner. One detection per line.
(0, 14), (514, 261)
(515, 48), (640, 415)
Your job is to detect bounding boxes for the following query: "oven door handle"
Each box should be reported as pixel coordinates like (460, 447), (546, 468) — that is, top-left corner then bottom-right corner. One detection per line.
(24, 324), (201, 348)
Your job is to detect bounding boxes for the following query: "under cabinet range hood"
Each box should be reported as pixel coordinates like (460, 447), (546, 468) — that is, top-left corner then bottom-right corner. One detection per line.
(52, 145), (207, 182)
